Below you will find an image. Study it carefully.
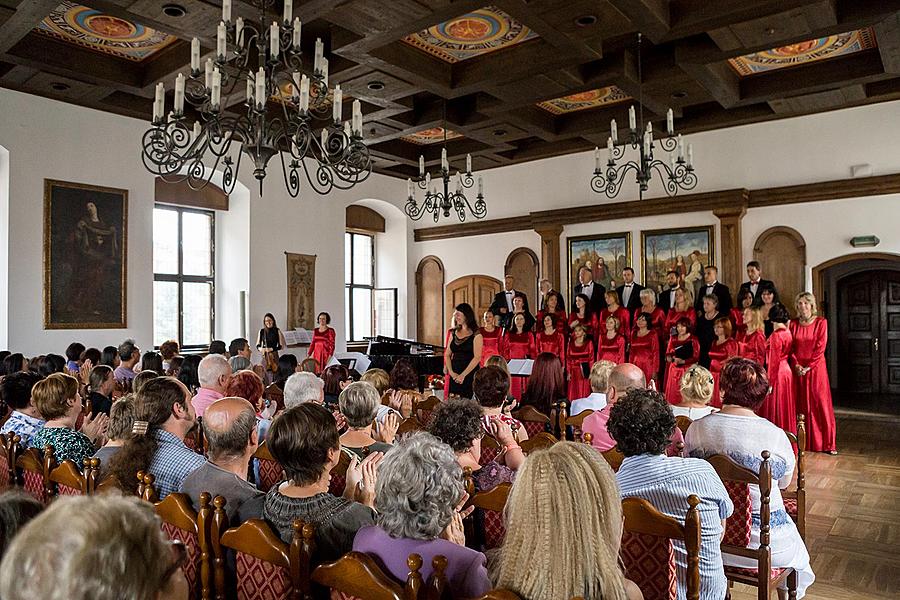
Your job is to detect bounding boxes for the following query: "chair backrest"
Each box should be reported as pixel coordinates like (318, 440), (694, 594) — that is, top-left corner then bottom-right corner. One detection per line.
(184, 417), (206, 455)
(312, 551), (422, 600)
(15, 445), (55, 504)
(264, 383), (286, 411)
(82, 457), (101, 495)
(520, 432), (558, 455)
(0, 433), (15, 490)
(510, 406), (551, 437)
(564, 409), (594, 441)
(253, 441), (283, 493)
(675, 415), (693, 435)
(49, 459), (87, 496)
(395, 417), (422, 437)
(328, 450), (353, 496)
(138, 471), (159, 502)
(154, 491), (208, 599)
(783, 414), (807, 540)
(479, 435), (501, 466)
(621, 495), (702, 600)
(467, 482), (512, 551)
(415, 396), (441, 426)
(601, 447), (625, 472)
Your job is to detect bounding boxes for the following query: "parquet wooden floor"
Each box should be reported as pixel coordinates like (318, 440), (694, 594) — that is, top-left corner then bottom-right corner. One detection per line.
(730, 413), (900, 599)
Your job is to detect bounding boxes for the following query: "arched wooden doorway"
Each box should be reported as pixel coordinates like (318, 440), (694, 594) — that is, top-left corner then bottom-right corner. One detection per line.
(446, 275), (503, 330)
(505, 247), (539, 308)
(753, 226), (805, 313)
(415, 256), (444, 346)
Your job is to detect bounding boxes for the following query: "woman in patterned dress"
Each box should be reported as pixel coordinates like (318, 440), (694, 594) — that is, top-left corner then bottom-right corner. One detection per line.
(308, 312), (336, 374)
(28, 373), (108, 466)
(565, 324), (594, 401)
(596, 315), (626, 364)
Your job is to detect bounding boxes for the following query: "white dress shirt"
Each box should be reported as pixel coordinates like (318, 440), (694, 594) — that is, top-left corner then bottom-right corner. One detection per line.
(505, 290), (514, 311)
(622, 283), (635, 306)
(582, 282), (594, 299)
(750, 280), (759, 297)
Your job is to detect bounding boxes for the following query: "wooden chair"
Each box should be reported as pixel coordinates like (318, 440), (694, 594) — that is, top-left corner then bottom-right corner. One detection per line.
(312, 551), (425, 600)
(601, 447), (625, 472)
(478, 435), (501, 466)
(0, 432), (19, 490)
(264, 383), (286, 411)
(706, 451), (797, 600)
(782, 414), (807, 541)
(155, 491), (211, 600)
(395, 416), (422, 437)
(414, 395), (441, 426)
(327, 450), (353, 497)
(82, 457), (102, 495)
(184, 417), (207, 455)
(137, 471), (159, 503)
(520, 432), (558, 455)
(564, 409), (594, 441)
(253, 441), (283, 493)
(620, 495), (702, 600)
(49, 459), (87, 496)
(466, 482), (512, 551)
(216, 511), (314, 600)
(15, 446), (54, 504)
(510, 406), (551, 438)
(468, 592), (524, 600)
(675, 415), (693, 436)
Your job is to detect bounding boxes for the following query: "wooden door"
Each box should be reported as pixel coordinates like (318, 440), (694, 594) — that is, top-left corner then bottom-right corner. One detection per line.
(505, 248), (539, 309)
(446, 275), (502, 329)
(753, 227), (805, 314)
(416, 257), (444, 346)
(838, 270), (900, 394)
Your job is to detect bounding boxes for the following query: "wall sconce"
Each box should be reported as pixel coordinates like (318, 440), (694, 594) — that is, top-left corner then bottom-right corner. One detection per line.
(850, 235), (880, 248)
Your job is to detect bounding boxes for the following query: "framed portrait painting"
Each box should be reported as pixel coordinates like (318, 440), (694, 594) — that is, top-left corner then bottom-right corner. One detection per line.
(43, 179), (128, 329)
(640, 225), (714, 295)
(567, 232), (632, 292)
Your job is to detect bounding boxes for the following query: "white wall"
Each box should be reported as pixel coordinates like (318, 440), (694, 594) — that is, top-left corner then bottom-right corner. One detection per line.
(215, 181), (251, 342)
(0, 144), (9, 349)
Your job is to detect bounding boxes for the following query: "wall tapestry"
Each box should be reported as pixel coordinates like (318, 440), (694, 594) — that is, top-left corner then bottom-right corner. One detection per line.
(567, 232), (631, 292)
(44, 179), (128, 329)
(641, 225), (714, 296)
(286, 252), (316, 330)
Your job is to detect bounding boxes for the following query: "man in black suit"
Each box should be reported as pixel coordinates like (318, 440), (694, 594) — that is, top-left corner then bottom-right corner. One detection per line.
(573, 266), (606, 314)
(539, 279), (566, 313)
(490, 275), (530, 329)
(615, 267), (645, 316)
(657, 270), (680, 314)
(737, 260), (777, 306)
(694, 266), (733, 314)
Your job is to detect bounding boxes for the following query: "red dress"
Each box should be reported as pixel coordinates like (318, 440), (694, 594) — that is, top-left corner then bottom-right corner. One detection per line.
(731, 308), (747, 341)
(634, 307), (666, 334)
(663, 335), (700, 405)
(536, 310), (568, 336)
(479, 327), (503, 366)
(708, 338), (741, 408)
(568, 311), (598, 341)
(740, 330), (767, 367)
(309, 327), (335, 374)
(664, 308), (697, 338)
(442, 328), (454, 398)
(566, 339), (595, 400)
(596, 331), (625, 364)
(758, 328), (797, 433)
(535, 330), (566, 363)
(503, 331), (537, 400)
(599, 307), (631, 334)
(629, 330), (659, 387)
(790, 318), (836, 452)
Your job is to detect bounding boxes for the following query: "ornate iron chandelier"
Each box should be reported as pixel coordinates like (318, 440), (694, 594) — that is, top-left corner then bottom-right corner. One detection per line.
(404, 124), (486, 222)
(140, 0), (371, 197)
(591, 33), (698, 199)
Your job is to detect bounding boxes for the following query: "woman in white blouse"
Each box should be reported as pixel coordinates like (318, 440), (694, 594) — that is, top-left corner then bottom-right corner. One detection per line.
(672, 365), (719, 420)
(684, 357), (814, 598)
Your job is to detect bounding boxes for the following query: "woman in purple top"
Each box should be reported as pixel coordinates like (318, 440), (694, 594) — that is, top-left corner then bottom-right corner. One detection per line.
(353, 432), (491, 598)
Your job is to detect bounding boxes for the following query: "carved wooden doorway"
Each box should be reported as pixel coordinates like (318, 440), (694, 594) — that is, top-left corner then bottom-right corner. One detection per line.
(415, 256), (444, 346)
(505, 247), (540, 310)
(753, 227), (806, 313)
(445, 275), (502, 329)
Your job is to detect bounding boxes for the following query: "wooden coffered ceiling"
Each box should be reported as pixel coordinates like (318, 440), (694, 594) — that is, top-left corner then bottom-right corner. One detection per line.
(1, 0), (899, 179)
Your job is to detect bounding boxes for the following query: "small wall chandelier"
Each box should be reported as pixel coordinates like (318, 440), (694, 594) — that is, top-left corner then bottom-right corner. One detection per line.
(140, 0), (371, 197)
(591, 33), (698, 199)
(404, 117), (486, 222)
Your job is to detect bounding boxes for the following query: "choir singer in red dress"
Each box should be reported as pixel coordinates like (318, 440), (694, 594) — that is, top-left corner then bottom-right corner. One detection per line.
(596, 315), (626, 364)
(568, 294), (598, 342)
(758, 304), (797, 433)
(503, 313), (537, 401)
(732, 290), (754, 341)
(536, 291), (568, 336)
(708, 317), (741, 408)
(480, 311), (504, 367)
(790, 292), (837, 453)
(565, 323), (594, 401)
(663, 317), (700, 405)
(535, 314), (566, 363)
(629, 313), (660, 387)
(740, 307), (767, 367)
(599, 291), (631, 336)
(308, 312), (336, 374)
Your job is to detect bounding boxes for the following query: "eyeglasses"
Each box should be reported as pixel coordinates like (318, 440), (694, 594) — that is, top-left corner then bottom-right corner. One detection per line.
(161, 538), (188, 585)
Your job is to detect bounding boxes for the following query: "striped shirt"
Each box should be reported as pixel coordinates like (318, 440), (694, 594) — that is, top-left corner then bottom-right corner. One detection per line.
(617, 453), (733, 600)
(149, 429), (206, 500)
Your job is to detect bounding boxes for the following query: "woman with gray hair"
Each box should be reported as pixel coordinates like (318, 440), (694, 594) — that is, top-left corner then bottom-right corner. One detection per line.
(353, 432), (489, 597)
(338, 382), (398, 457)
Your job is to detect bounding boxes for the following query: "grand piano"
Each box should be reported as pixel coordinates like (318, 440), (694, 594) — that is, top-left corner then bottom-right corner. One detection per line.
(365, 335), (444, 390)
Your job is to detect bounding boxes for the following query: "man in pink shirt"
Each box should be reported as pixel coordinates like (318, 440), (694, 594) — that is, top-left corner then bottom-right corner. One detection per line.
(191, 354), (232, 417)
(583, 362), (684, 452)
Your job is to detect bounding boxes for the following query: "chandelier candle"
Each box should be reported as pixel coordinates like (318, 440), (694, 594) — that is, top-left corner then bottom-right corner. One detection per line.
(292, 18), (301, 49)
(217, 22), (226, 59)
(270, 22), (279, 59)
(283, 0), (292, 23)
(235, 17), (244, 47)
(222, 0), (231, 22)
(174, 73), (185, 114)
(332, 85), (342, 123)
(190, 38), (200, 71)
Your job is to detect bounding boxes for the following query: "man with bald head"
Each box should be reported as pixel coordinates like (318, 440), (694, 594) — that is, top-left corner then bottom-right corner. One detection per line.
(191, 354), (232, 418)
(180, 397), (264, 524)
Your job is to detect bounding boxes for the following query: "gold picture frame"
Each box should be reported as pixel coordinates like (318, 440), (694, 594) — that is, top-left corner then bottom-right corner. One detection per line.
(43, 179), (128, 329)
(567, 232), (632, 293)
(640, 225), (714, 294)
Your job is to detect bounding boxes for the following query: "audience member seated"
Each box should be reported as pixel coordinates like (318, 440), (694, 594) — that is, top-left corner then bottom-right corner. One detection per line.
(339, 382), (397, 457)
(360, 368), (389, 395)
(473, 366), (528, 443)
(428, 397), (523, 491)
(228, 355), (251, 373)
(569, 360), (615, 415)
(582, 363), (646, 452)
(191, 354), (232, 418)
(88, 365), (116, 416)
(100, 345), (120, 370)
(1, 353), (27, 376)
(0, 372), (44, 445)
(485, 355), (518, 410)
(36, 353), (66, 377)
(354, 432), (490, 597)
(284, 371), (325, 409)
(608, 388), (733, 600)
(0, 491), (42, 560)
(159, 339), (180, 373)
(80, 347), (101, 369)
(208, 340), (228, 356)
(322, 364), (352, 410)
(29, 373), (107, 466)
(0, 495), (189, 600)
(132, 369), (159, 394)
(263, 403), (381, 561)
(176, 354), (202, 394)
(92, 396), (135, 471)
(490, 441), (642, 600)
(521, 352), (566, 417)
(273, 354), (300, 391)
(685, 357), (815, 597)
(141, 351), (164, 374)
(113, 339), (140, 385)
(167, 356), (184, 379)
(64, 342), (85, 373)
(228, 338), (252, 362)
(109, 377), (205, 498)
(181, 397), (264, 525)
(673, 365), (718, 420)
(299, 357), (320, 373)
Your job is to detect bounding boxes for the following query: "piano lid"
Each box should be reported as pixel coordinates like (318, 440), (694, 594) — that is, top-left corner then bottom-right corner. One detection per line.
(365, 335), (443, 355)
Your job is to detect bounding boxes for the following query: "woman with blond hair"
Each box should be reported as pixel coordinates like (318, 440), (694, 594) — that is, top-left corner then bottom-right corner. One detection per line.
(673, 365), (718, 419)
(790, 292), (836, 453)
(490, 442), (642, 600)
(740, 306), (767, 367)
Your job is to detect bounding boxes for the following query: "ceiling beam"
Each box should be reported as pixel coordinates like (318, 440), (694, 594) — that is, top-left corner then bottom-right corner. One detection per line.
(875, 13), (900, 74)
(0, 0), (59, 55)
(606, 0), (670, 43)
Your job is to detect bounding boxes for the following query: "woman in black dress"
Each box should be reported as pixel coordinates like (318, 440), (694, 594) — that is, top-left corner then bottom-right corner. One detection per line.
(444, 303), (483, 398)
(695, 294), (721, 369)
(256, 313), (286, 374)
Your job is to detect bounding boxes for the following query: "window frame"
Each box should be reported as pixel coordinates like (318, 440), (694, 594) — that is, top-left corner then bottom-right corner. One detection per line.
(153, 204), (216, 350)
(345, 230), (375, 343)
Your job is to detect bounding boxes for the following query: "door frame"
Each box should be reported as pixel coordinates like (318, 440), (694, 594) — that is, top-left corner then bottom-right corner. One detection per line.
(415, 256), (445, 346)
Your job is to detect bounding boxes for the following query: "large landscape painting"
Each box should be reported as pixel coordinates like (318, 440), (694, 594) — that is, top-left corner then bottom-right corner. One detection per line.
(567, 232), (631, 291)
(641, 225), (714, 295)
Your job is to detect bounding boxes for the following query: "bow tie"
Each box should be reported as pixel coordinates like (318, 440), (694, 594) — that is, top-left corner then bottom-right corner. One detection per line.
(625, 284), (633, 288)
(506, 291), (513, 295)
